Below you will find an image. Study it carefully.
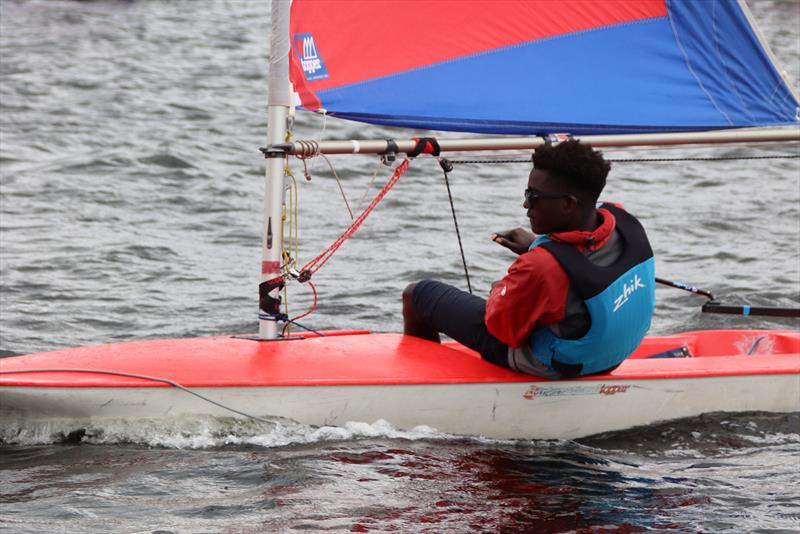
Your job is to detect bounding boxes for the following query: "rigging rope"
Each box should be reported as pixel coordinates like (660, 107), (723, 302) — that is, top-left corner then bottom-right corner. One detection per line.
(299, 159), (411, 278)
(354, 158), (383, 212)
(281, 164), (300, 333)
(446, 154), (800, 165)
(281, 281), (319, 336)
(262, 159), (411, 331)
(294, 140), (354, 219)
(265, 146), (411, 332)
(439, 157), (473, 294)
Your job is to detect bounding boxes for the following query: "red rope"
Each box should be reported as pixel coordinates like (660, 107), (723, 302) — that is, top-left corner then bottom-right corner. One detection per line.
(300, 159), (410, 276)
(275, 159), (409, 332)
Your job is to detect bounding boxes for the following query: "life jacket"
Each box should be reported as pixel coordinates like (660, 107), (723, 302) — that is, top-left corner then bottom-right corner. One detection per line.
(528, 204), (655, 377)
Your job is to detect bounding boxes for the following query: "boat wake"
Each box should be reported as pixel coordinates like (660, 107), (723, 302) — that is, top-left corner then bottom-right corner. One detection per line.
(0, 416), (452, 449)
(2, 412), (797, 454)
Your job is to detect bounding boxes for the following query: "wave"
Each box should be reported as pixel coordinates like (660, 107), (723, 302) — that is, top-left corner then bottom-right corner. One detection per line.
(0, 416), (452, 449)
(3, 412), (797, 453)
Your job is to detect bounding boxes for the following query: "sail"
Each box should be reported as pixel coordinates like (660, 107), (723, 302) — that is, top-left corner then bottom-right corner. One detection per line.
(287, 0), (800, 135)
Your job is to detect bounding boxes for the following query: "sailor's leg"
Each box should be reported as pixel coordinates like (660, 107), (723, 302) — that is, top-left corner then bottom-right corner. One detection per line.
(403, 282), (441, 342)
(403, 280), (509, 368)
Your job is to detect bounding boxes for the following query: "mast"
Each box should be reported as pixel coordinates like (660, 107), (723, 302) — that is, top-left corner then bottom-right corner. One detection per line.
(260, 0), (291, 340)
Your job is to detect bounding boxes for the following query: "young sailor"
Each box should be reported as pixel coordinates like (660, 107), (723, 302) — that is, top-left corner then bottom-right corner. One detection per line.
(402, 140), (655, 378)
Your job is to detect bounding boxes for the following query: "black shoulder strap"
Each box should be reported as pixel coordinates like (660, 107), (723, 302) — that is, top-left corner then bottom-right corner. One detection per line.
(539, 206), (653, 299)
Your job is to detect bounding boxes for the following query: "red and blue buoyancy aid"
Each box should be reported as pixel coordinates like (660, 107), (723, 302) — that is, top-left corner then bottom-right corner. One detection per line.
(528, 205), (655, 377)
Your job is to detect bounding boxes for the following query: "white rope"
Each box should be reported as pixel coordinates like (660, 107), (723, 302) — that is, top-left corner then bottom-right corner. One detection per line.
(318, 154), (353, 219)
(294, 140), (354, 220)
(0, 368), (273, 424)
(355, 157), (383, 212)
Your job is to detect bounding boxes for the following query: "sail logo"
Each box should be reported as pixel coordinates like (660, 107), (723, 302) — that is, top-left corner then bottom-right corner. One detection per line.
(294, 33), (329, 81)
(613, 274), (645, 313)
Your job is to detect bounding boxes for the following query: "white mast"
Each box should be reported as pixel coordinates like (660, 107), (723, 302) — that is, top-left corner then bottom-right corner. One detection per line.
(260, 0), (292, 339)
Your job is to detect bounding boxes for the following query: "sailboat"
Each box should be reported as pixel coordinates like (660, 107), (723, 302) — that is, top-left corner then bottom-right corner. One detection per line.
(1, 0), (799, 441)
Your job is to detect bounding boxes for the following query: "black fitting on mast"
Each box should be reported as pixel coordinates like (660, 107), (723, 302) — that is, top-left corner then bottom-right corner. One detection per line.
(381, 139), (399, 165)
(259, 276), (285, 317)
(260, 143), (292, 158)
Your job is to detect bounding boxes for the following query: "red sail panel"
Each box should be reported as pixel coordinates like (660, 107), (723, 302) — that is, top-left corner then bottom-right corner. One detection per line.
(289, 0), (667, 109)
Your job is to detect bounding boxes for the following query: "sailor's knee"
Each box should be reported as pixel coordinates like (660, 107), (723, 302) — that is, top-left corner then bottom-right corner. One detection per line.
(402, 283), (417, 309)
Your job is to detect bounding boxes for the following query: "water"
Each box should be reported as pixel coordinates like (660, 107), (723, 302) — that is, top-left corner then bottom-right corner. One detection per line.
(1, 0), (799, 532)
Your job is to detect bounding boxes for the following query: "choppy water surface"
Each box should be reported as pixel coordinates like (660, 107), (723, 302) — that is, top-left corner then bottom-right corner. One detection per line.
(1, 1), (799, 532)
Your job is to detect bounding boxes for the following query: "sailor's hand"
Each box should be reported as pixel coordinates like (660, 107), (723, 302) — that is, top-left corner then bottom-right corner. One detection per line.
(491, 228), (535, 255)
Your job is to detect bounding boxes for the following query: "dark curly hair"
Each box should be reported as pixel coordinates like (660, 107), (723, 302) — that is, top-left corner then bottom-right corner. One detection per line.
(532, 140), (611, 204)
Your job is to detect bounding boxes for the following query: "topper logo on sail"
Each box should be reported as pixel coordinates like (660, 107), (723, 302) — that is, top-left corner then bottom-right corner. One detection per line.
(613, 274), (645, 313)
(294, 33), (329, 81)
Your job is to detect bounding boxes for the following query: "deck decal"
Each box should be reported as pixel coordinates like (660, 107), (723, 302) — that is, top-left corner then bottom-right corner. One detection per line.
(599, 384), (630, 395)
(523, 383), (630, 400)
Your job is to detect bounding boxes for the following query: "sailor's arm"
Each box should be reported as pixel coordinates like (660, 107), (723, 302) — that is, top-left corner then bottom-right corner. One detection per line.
(485, 250), (569, 348)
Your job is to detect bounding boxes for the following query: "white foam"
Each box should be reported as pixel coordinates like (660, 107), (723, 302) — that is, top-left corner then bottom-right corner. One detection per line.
(0, 416), (455, 449)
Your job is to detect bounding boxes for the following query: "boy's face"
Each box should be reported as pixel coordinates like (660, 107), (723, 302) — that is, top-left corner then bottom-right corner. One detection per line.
(524, 168), (578, 235)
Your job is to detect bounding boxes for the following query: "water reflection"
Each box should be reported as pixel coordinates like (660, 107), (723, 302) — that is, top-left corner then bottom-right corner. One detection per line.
(308, 442), (691, 532)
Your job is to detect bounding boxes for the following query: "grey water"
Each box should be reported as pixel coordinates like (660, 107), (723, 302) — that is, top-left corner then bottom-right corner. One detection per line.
(0, 0), (799, 532)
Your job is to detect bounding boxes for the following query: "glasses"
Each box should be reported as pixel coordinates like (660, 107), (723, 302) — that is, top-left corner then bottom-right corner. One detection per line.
(524, 188), (576, 204)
